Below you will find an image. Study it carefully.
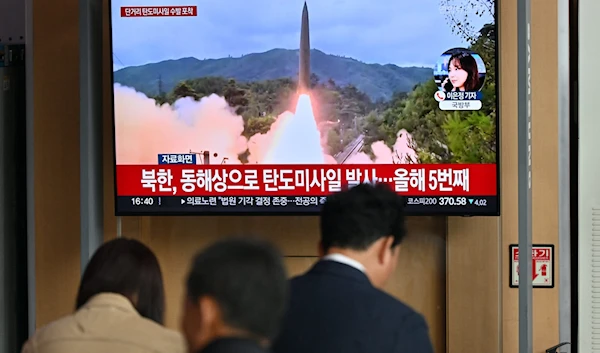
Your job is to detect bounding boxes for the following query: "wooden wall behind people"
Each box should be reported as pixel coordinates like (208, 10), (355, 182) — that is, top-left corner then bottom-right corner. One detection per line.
(446, 0), (560, 352)
(31, 0), (561, 351)
(30, 0), (82, 326)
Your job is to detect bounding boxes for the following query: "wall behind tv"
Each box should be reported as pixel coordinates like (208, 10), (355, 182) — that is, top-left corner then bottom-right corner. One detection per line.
(28, 0), (561, 352)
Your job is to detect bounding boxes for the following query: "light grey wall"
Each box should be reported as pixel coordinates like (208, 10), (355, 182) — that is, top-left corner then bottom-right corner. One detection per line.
(578, 0), (600, 350)
(557, 0), (571, 346)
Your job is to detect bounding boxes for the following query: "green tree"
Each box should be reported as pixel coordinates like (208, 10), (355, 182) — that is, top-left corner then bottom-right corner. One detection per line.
(186, 76), (230, 96)
(327, 129), (343, 156)
(381, 79), (451, 162)
(471, 23), (496, 118)
(439, 0), (494, 43)
(171, 82), (201, 101)
(243, 116), (275, 138)
(443, 111), (495, 162)
(362, 111), (394, 147)
(223, 79), (249, 115)
(151, 93), (168, 105)
(310, 73), (320, 88)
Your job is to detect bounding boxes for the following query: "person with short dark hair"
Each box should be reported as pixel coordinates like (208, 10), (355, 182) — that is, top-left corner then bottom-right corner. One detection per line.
(21, 237), (186, 353)
(181, 237), (288, 353)
(272, 183), (434, 353)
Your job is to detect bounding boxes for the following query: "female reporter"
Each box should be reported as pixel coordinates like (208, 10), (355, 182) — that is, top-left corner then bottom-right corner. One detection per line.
(443, 51), (480, 92)
(21, 238), (186, 353)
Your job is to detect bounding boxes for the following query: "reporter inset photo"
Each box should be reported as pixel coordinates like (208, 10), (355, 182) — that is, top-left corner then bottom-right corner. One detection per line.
(434, 48), (487, 92)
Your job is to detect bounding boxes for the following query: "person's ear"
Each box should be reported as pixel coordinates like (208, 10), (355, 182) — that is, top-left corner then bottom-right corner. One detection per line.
(377, 236), (395, 265)
(198, 296), (220, 328)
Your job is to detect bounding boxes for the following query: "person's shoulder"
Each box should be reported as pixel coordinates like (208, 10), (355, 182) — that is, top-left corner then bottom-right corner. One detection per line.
(371, 288), (424, 320)
(370, 291), (433, 352)
(98, 314), (187, 353)
(289, 273), (305, 283)
(28, 312), (186, 353)
(25, 314), (80, 346)
(127, 316), (187, 353)
(393, 310), (433, 353)
(289, 272), (312, 287)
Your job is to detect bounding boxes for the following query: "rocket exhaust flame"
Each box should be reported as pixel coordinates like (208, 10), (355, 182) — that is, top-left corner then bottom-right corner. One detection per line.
(263, 94), (327, 164)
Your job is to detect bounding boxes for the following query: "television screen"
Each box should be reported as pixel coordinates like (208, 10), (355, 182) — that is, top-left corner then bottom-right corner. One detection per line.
(109, 0), (499, 216)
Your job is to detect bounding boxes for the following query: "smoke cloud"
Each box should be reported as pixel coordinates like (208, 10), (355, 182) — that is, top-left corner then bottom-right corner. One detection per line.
(113, 84), (418, 165)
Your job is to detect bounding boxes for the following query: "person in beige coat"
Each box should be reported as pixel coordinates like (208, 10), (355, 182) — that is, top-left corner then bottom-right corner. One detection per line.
(21, 238), (187, 353)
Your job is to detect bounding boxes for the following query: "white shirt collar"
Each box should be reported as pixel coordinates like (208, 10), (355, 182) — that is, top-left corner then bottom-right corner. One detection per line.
(322, 253), (366, 273)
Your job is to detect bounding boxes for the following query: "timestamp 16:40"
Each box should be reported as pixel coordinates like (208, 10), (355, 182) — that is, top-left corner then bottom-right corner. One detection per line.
(131, 197), (155, 206)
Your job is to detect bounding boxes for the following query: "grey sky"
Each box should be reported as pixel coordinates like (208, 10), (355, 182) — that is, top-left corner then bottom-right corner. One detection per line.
(111, 0), (493, 69)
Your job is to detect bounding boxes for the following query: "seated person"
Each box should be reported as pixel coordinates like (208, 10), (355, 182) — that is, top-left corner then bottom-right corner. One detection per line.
(181, 237), (288, 353)
(22, 238), (186, 353)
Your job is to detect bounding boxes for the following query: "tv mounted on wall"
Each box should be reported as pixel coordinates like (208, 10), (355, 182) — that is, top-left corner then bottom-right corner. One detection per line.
(109, 0), (499, 216)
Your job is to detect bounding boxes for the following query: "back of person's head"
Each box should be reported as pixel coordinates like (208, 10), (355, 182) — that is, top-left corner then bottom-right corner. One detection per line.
(182, 237), (288, 352)
(320, 183), (407, 287)
(76, 238), (165, 324)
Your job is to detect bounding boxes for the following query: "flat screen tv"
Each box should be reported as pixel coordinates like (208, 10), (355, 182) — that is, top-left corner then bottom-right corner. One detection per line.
(109, 0), (499, 216)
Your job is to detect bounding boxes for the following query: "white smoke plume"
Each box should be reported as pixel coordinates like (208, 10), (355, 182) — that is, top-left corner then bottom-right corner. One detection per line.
(246, 111), (293, 164)
(345, 131), (418, 164)
(113, 84), (418, 165)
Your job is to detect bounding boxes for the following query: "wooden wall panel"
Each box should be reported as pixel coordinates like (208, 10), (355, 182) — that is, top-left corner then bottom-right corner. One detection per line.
(498, 0), (520, 348)
(32, 0), (82, 327)
(447, 216), (500, 352)
(529, 0), (560, 348)
(446, 0), (560, 352)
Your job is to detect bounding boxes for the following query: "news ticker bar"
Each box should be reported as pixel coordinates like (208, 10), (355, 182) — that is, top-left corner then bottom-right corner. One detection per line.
(116, 195), (499, 216)
(116, 164), (497, 196)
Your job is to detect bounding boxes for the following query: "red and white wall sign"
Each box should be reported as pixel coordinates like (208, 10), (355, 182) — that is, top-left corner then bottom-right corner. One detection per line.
(509, 244), (554, 288)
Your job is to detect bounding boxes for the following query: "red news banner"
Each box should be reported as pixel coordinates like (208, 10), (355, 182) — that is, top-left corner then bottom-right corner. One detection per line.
(116, 164), (497, 197)
(120, 6), (197, 17)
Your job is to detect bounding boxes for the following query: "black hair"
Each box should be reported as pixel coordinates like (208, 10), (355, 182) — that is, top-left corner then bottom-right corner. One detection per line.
(320, 183), (407, 252)
(186, 237), (288, 341)
(444, 51), (480, 91)
(76, 238), (165, 324)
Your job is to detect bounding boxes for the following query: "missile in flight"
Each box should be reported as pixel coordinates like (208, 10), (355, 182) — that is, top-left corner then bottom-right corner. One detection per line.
(298, 1), (311, 94)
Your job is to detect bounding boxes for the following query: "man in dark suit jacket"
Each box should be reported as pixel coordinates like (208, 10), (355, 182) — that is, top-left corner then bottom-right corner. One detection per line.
(272, 183), (434, 353)
(181, 238), (288, 353)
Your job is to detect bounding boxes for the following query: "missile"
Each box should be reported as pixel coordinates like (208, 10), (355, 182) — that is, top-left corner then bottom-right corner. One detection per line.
(298, 1), (311, 94)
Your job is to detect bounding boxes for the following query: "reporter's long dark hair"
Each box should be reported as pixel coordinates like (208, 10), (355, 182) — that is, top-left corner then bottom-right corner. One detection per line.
(75, 238), (166, 324)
